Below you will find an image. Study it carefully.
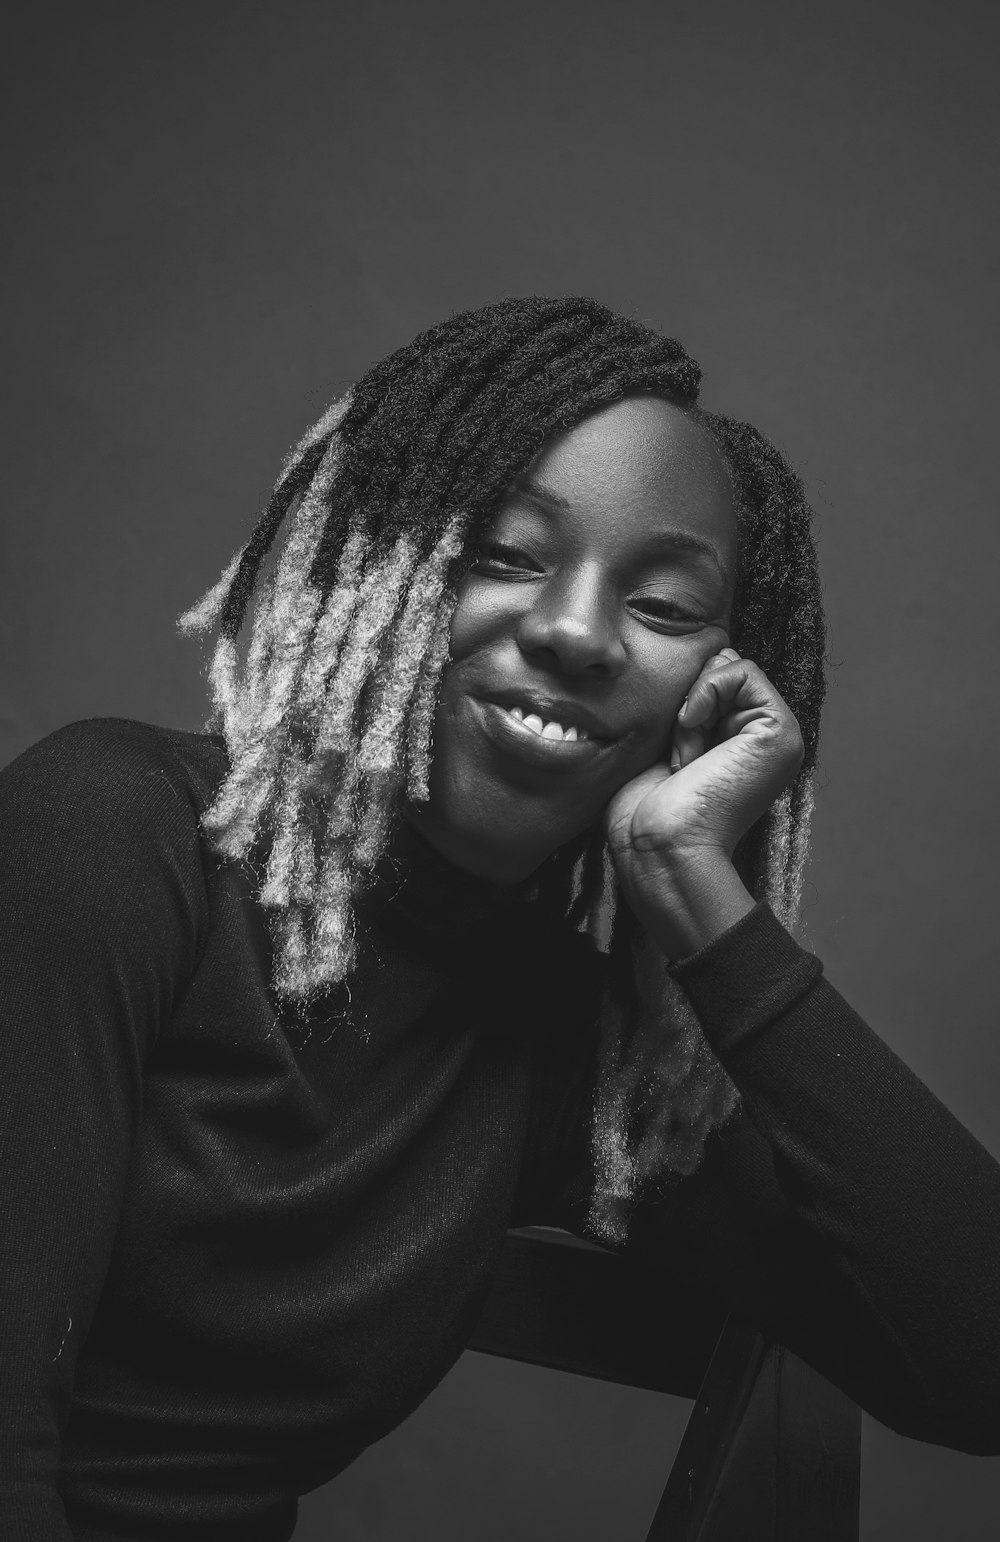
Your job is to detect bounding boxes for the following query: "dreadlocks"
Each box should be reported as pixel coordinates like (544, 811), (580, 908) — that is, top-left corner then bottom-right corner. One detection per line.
(177, 295), (826, 1246)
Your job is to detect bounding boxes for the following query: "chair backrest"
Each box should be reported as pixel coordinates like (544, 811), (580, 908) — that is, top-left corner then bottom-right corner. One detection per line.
(466, 1226), (861, 1541)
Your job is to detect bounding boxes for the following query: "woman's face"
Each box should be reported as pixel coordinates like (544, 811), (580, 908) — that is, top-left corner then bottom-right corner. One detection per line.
(405, 394), (738, 881)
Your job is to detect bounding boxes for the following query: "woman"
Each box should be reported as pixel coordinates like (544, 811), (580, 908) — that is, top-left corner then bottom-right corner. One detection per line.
(2, 295), (998, 1541)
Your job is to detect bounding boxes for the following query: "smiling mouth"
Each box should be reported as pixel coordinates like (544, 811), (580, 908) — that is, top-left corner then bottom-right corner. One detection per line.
(499, 704), (595, 743)
(473, 697), (613, 770)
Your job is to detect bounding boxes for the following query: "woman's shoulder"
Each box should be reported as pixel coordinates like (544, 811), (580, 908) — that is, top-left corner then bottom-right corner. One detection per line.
(0, 717), (231, 899)
(2, 715), (229, 817)
(0, 719), (225, 984)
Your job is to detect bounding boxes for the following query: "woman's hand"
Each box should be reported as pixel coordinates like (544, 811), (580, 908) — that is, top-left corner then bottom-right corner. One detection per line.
(602, 649), (805, 955)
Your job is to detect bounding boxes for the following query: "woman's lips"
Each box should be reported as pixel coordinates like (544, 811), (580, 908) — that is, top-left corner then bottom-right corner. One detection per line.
(472, 697), (612, 771)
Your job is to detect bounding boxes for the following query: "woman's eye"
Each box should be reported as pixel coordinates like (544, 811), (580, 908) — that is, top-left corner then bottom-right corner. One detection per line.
(629, 597), (706, 631)
(474, 541), (538, 571)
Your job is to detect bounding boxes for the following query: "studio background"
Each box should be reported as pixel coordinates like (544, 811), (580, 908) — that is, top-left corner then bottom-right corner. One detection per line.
(2, 1), (997, 1538)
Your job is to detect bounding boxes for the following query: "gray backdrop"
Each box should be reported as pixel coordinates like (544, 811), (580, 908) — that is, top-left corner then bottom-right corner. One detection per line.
(2, 1), (998, 1538)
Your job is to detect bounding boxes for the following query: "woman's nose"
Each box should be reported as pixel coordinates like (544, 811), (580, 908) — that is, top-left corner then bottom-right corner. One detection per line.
(515, 571), (627, 676)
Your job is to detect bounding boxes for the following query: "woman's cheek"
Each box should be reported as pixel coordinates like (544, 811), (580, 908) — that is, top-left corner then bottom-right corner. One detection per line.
(665, 626), (730, 701)
(627, 630), (729, 771)
(677, 626), (732, 701)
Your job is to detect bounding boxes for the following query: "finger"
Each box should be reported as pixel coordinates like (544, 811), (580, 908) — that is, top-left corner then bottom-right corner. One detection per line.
(671, 651), (752, 769)
(692, 648), (741, 686)
(674, 650), (733, 729)
(677, 648), (742, 713)
(679, 658), (760, 731)
(671, 652), (741, 768)
(670, 720), (705, 772)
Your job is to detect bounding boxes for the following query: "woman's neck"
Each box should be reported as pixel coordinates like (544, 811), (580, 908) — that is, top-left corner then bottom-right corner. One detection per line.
(359, 808), (534, 940)
(401, 802), (542, 886)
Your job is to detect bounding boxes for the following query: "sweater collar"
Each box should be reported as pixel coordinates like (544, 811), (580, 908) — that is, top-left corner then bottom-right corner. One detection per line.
(360, 814), (534, 942)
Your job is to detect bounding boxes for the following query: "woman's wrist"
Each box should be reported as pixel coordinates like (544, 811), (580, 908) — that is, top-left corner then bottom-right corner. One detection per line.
(630, 848), (757, 962)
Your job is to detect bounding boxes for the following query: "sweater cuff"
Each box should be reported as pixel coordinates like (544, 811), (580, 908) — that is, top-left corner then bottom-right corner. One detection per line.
(668, 900), (824, 1056)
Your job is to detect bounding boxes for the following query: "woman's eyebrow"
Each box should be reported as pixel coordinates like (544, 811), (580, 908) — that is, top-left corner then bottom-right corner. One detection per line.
(513, 474), (573, 511)
(640, 528), (730, 582)
(513, 474), (729, 582)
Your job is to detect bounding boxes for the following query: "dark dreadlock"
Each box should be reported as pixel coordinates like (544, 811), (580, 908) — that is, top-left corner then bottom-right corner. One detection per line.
(178, 295), (826, 1245)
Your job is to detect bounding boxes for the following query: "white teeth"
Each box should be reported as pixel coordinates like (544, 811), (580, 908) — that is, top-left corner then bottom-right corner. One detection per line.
(502, 706), (589, 743)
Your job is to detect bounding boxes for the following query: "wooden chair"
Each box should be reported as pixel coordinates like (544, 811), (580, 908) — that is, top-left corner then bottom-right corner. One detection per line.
(466, 1226), (861, 1541)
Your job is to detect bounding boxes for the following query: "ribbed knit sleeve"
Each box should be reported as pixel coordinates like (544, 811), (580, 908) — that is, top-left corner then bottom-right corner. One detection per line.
(0, 721), (208, 1540)
(614, 901), (1000, 1455)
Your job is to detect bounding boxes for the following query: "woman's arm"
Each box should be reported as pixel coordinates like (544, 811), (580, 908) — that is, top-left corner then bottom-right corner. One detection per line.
(0, 720), (206, 1539)
(596, 651), (1000, 1454)
(627, 895), (1000, 1455)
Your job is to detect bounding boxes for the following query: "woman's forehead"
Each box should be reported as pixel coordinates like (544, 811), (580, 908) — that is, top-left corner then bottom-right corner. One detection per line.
(533, 394), (724, 476)
(507, 395), (736, 548)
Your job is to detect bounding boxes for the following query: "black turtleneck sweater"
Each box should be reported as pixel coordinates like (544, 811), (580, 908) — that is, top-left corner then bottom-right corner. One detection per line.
(1, 718), (998, 1542)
